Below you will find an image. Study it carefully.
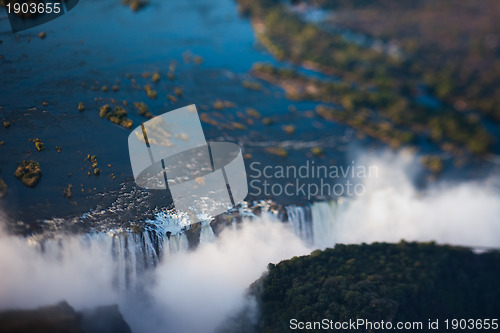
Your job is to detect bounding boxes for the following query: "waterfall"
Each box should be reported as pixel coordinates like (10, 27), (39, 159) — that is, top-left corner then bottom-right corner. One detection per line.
(27, 207), (206, 292)
(26, 199), (345, 294)
(286, 205), (313, 244)
(37, 231), (162, 292)
(286, 199), (345, 250)
(200, 220), (216, 244)
(35, 228), (190, 292)
(311, 201), (338, 249)
(110, 231), (163, 290)
(166, 232), (189, 255)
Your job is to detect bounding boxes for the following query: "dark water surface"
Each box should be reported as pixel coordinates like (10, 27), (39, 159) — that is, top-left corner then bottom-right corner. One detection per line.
(1, 0), (496, 230)
(0, 0), (358, 227)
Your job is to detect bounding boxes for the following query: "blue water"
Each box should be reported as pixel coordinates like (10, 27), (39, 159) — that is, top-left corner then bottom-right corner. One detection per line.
(0, 0), (358, 222)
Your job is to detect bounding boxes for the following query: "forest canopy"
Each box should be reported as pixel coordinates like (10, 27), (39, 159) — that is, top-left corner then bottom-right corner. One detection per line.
(223, 242), (500, 333)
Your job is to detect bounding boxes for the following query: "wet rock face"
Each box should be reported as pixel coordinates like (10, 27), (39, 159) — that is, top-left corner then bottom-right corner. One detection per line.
(14, 160), (42, 188)
(0, 301), (131, 333)
(81, 304), (132, 333)
(0, 301), (81, 333)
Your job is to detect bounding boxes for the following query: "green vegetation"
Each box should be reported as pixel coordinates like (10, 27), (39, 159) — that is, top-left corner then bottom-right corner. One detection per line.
(200, 113), (219, 126)
(167, 94), (178, 103)
(0, 301), (132, 333)
(242, 242), (500, 333)
(246, 108), (261, 119)
(78, 102), (85, 112)
(265, 146), (288, 158)
(31, 138), (45, 152)
(237, 0), (498, 156)
(311, 0), (500, 123)
(316, 105), (414, 148)
(193, 55), (204, 65)
(14, 160), (41, 188)
(232, 122), (247, 131)
(121, 0), (148, 12)
(174, 87), (183, 96)
(282, 124), (296, 135)
(144, 84), (158, 99)
(99, 104), (133, 129)
(0, 169), (7, 198)
(311, 147), (324, 157)
(63, 184), (72, 199)
(262, 117), (274, 126)
(253, 63), (492, 154)
(420, 155), (444, 174)
(213, 99), (236, 110)
(152, 72), (160, 83)
(134, 102), (153, 118)
(86, 154), (101, 177)
(242, 80), (263, 91)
